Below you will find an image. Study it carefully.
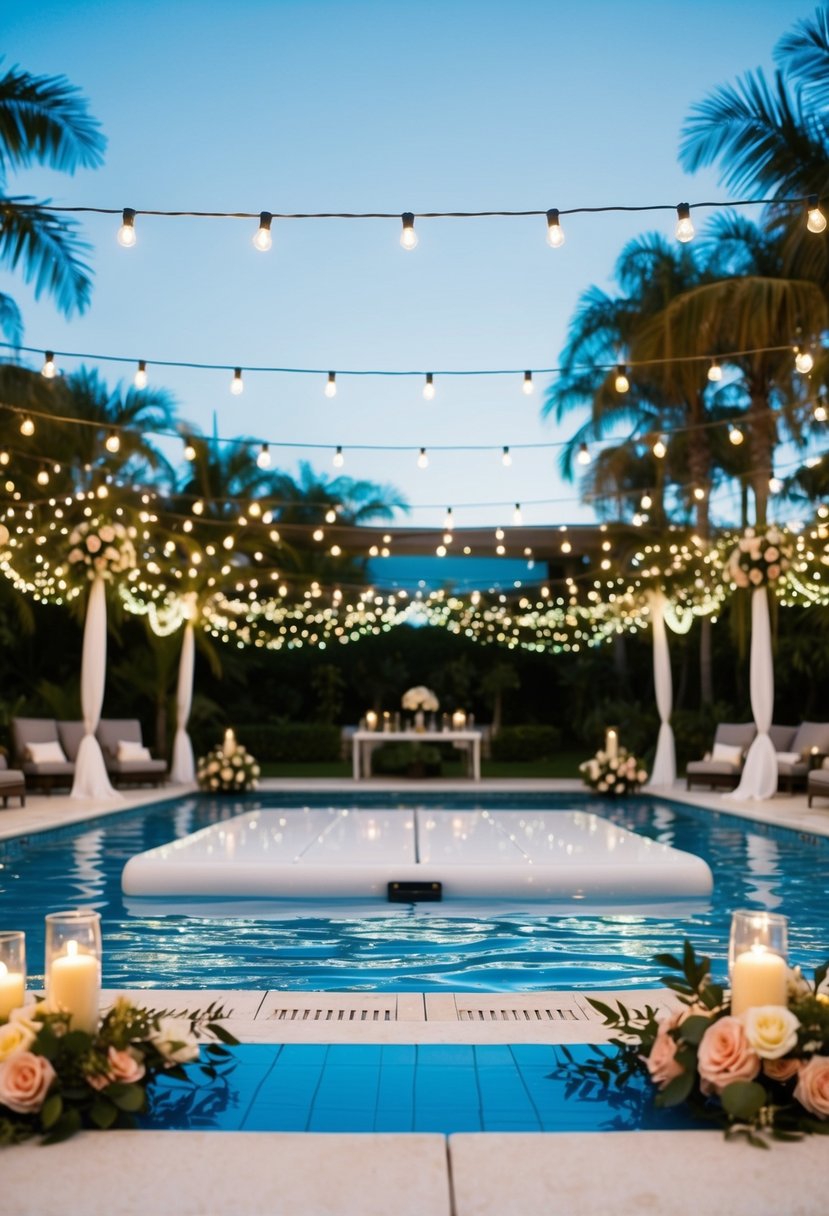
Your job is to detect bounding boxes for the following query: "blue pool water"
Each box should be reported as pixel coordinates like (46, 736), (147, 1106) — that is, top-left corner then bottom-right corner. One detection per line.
(1, 790), (826, 990)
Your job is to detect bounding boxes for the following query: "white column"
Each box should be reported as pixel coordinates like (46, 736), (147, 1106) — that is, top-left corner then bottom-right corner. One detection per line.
(72, 576), (119, 800)
(646, 592), (676, 788)
(170, 620), (196, 784)
(728, 587), (777, 801)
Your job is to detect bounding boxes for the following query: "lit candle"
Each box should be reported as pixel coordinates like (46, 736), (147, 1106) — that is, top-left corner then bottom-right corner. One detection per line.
(49, 939), (100, 1033)
(0, 961), (25, 1020)
(383, 711), (392, 733)
(605, 728), (618, 759)
(452, 710), (467, 730)
(365, 711), (378, 731)
(730, 945), (788, 1015)
(222, 727), (236, 758)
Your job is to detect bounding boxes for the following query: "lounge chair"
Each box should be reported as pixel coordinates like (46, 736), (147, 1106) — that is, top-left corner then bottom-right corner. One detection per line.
(685, 722), (756, 790)
(96, 719), (167, 787)
(775, 721), (829, 793)
(11, 717), (75, 792)
(0, 754), (26, 806)
(807, 767), (829, 807)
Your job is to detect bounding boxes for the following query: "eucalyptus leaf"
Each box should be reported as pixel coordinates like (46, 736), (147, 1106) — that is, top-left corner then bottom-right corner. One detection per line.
(720, 1081), (767, 1121)
(654, 1068), (695, 1108)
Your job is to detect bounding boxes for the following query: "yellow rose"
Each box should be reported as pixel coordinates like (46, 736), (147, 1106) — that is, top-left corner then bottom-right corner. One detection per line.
(742, 1005), (800, 1059)
(0, 1019), (35, 1062)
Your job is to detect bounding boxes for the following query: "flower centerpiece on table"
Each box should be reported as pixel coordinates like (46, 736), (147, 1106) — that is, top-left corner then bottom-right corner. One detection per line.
(197, 728), (260, 793)
(67, 518), (137, 582)
(556, 940), (829, 1146)
(0, 997), (237, 1145)
(401, 686), (440, 713)
(579, 747), (647, 795)
(724, 525), (791, 589)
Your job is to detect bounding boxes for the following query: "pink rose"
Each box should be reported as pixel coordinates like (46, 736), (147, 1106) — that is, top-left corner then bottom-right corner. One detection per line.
(697, 1016), (760, 1095)
(763, 1057), (801, 1083)
(766, 564), (780, 581)
(86, 534), (102, 554)
(749, 568), (764, 585)
(794, 1056), (829, 1118)
(644, 1013), (685, 1089)
(87, 1045), (146, 1091)
(765, 547), (779, 562)
(0, 1050), (56, 1113)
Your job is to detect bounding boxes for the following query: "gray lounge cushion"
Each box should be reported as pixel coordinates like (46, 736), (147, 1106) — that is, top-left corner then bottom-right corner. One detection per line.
(687, 722), (756, 779)
(12, 717), (60, 760)
(776, 722), (829, 778)
(769, 724), (798, 753)
(96, 718), (143, 760)
(57, 720), (86, 763)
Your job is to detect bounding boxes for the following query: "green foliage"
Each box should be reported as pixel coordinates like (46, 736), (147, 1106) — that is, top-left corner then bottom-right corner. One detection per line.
(232, 722), (341, 763)
(371, 742), (442, 775)
(490, 724), (562, 761)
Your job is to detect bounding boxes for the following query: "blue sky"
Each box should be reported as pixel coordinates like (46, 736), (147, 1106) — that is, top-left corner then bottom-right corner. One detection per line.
(1, 0), (815, 530)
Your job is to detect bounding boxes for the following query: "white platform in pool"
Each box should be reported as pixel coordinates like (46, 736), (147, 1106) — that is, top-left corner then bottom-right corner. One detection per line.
(121, 808), (713, 902)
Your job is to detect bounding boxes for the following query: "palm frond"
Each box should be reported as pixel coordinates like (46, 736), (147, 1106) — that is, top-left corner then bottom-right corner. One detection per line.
(0, 196), (93, 315)
(0, 61), (105, 179)
(0, 290), (21, 344)
(776, 6), (829, 112)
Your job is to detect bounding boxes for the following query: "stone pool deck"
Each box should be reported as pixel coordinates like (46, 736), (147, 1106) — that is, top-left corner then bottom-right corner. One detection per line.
(4, 778), (829, 1214)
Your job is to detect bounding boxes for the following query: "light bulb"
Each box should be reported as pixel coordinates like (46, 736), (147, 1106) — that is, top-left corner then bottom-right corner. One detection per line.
(640, 494), (652, 510)
(20, 416), (34, 437)
(192, 499), (204, 515)
(729, 425), (744, 445)
(545, 208), (565, 248)
(502, 446), (512, 467)
(0, 451), (8, 465)
(422, 373), (435, 400)
(614, 364), (630, 393)
(183, 440), (197, 462)
(333, 446), (344, 468)
(417, 447), (429, 469)
(652, 436), (667, 459)
(105, 431), (121, 454)
(512, 503), (522, 525)
(444, 508), (454, 531)
(400, 212), (418, 250)
(325, 372), (337, 398)
(815, 401), (828, 422)
(807, 195), (827, 234)
(495, 527), (505, 540)
(41, 351), (56, 379)
(693, 486), (706, 501)
(577, 442), (591, 466)
(36, 467), (49, 486)
(253, 210), (273, 251)
(231, 367), (244, 395)
(134, 360), (148, 389)
(675, 202), (695, 243)
(117, 207), (136, 247)
(795, 347), (814, 374)
(256, 443), (271, 469)
(769, 477), (783, 494)
(707, 360), (723, 382)
(313, 528), (324, 542)
(522, 371), (534, 395)
(325, 507), (337, 524)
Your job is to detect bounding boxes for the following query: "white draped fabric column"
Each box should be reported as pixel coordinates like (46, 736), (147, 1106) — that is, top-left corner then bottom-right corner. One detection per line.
(72, 576), (119, 800)
(728, 587), (777, 801)
(170, 620), (196, 784)
(646, 592), (676, 788)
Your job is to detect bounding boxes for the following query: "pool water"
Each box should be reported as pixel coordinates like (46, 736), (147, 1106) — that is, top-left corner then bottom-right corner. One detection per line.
(1, 790), (826, 991)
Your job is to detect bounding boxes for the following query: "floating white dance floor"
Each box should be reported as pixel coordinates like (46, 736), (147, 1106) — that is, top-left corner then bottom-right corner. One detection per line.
(121, 808), (713, 903)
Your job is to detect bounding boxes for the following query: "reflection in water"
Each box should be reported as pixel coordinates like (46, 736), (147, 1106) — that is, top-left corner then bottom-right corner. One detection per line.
(71, 828), (106, 905)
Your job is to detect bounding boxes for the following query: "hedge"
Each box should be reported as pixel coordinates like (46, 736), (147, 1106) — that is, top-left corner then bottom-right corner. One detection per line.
(229, 723), (342, 763)
(489, 724), (562, 762)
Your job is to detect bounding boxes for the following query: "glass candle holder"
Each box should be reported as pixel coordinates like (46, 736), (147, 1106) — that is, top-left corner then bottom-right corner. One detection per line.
(0, 931), (26, 1020)
(728, 909), (788, 1015)
(45, 909), (102, 1034)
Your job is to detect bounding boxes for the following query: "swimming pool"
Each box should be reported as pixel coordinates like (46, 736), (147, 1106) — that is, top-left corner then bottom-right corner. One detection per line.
(1, 790), (826, 991)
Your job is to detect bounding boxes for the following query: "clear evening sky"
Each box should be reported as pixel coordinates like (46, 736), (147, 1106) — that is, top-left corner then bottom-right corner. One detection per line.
(1, 0), (815, 530)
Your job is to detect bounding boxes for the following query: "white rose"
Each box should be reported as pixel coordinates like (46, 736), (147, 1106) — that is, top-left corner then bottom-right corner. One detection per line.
(221, 767), (233, 782)
(150, 1016), (200, 1065)
(0, 1020), (35, 1062)
(99, 525), (115, 543)
(742, 1006), (800, 1059)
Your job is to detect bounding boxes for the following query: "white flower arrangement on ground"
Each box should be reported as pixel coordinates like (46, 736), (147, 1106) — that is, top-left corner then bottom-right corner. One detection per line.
(580, 747), (648, 795)
(67, 518), (137, 582)
(724, 526), (791, 589)
(401, 685), (440, 712)
(197, 731), (260, 792)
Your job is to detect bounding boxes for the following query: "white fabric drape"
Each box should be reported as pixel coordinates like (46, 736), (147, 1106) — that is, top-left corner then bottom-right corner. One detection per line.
(170, 620), (196, 784)
(646, 592), (676, 788)
(72, 575), (119, 800)
(728, 587), (777, 801)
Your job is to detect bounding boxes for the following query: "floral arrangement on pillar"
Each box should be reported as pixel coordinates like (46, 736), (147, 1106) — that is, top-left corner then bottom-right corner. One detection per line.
(67, 518), (137, 582)
(724, 526), (791, 588)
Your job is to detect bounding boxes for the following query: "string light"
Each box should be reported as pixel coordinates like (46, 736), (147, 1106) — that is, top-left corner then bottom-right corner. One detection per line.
(577, 443), (591, 466)
(652, 436), (667, 459)
(769, 476), (783, 493)
(400, 212), (418, 250)
(333, 445), (344, 467)
(41, 351), (56, 379)
(675, 202), (695, 243)
(417, 447), (429, 468)
(502, 446), (512, 467)
(806, 194), (827, 234)
(325, 507), (337, 524)
(545, 208), (564, 248)
(692, 486), (706, 501)
(444, 508), (454, 531)
(815, 399), (828, 423)
(134, 360), (148, 389)
(794, 346), (814, 374)
(36, 467), (49, 486)
(105, 431), (121, 454)
(19, 417), (35, 437)
(522, 371), (534, 395)
(728, 424), (744, 445)
(256, 443), (271, 469)
(192, 499), (204, 515)
(614, 364), (630, 393)
(252, 211), (273, 251)
(183, 438), (197, 461)
(512, 503), (522, 525)
(707, 360), (723, 382)
(422, 373), (435, 401)
(640, 494), (652, 510)
(231, 367), (244, 395)
(325, 372), (337, 398)
(116, 207), (136, 248)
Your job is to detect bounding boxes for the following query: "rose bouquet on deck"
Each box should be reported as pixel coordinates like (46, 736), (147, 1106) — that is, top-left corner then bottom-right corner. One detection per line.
(0, 997), (237, 1145)
(579, 747), (647, 795)
(555, 941), (829, 1146)
(197, 729), (260, 792)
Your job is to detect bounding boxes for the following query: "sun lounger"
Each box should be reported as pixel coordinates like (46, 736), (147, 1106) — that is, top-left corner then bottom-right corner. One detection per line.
(685, 722), (756, 790)
(775, 721), (829, 793)
(11, 717), (75, 792)
(96, 719), (167, 787)
(0, 754), (26, 806)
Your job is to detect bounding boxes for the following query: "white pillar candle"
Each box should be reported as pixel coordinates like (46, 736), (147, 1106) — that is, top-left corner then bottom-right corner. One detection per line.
(605, 728), (618, 759)
(365, 711), (378, 731)
(222, 728), (236, 758)
(0, 961), (25, 1019)
(730, 945), (788, 1015)
(452, 711), (467, 730)
(49, 939), (100, 1033)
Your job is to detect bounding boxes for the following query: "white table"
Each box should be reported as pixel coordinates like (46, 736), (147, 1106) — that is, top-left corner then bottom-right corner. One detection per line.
(352, 729), (482, 781)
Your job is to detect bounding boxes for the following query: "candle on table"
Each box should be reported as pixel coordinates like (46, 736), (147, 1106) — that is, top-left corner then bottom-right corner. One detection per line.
(605, 728), (618, 759)
(365, 711), (378, 731)
(730, 945), (788, 1015)
(452, 710), (467, 730)
(48, 939), (100, 1033)
(383, 711), (392, 733)
(0, 961), (25, 1020)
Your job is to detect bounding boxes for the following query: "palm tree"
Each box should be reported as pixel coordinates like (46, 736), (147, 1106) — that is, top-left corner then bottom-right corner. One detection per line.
(270, 461), (407, 526)
(0, 61), (105, 340)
